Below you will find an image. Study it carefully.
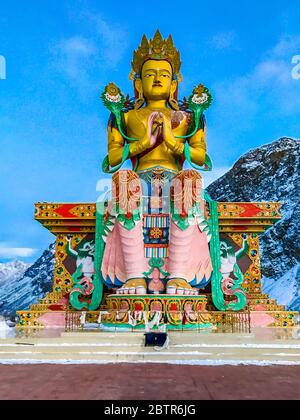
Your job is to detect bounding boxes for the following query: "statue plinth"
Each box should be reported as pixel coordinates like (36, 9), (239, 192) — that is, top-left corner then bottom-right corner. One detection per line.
(16, 200), (298, 330)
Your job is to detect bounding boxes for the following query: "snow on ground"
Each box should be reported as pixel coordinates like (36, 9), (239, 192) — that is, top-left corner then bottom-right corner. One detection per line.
(0, 321), (16, 339)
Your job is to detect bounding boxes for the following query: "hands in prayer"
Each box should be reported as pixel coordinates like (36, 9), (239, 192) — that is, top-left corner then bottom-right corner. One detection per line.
(144, 112), (183, 155)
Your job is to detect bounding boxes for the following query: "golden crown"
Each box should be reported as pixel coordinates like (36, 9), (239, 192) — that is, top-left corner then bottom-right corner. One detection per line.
(130, 30), (182, 82)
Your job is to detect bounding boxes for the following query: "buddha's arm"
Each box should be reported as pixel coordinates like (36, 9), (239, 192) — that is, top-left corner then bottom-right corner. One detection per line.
(108, 115), (151, 167)
(108, 125), (126, 168)
(188, 127), (207, 166)
(162, 114), (207, 165)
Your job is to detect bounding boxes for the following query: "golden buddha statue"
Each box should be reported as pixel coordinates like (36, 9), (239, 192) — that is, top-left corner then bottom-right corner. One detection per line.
(100, 31), (213, 295)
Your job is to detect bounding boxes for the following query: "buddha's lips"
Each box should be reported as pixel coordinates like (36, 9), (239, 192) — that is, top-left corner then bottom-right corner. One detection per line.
(153, 83), (163, 87)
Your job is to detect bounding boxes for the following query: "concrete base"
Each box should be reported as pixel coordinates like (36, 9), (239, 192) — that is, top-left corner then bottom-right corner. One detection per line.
(1, 329), (300, 365)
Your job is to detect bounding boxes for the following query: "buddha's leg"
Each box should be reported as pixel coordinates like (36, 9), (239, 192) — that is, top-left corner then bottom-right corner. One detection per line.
(101, 170), (147, 289)
(167, 170), (212, 290)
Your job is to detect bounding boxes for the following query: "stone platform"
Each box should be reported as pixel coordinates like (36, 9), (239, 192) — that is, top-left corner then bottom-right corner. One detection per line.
(15, 201), (298, 330)
(1, 330), (300, 365)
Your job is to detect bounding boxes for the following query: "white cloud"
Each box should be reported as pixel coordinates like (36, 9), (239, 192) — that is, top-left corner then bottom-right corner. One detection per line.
(56, 36), (97, 81)
(272, 35), (300, 58)
(253, 59), (291, 85)
(0, 245), (36, 259)
(210, 31), (237, 50)
(91, 15), (128, 68)
(213, 34), (300, 124)
(53, 14), (128, 89)
(61, 36), (96, 56)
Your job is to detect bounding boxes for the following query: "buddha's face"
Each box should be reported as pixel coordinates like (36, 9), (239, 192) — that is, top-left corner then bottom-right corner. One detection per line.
(139, 59), (176, 101)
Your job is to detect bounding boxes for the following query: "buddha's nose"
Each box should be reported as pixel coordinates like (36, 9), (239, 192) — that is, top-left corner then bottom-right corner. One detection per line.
(153, 76), (162, 86)
(153, 73), (161, 83)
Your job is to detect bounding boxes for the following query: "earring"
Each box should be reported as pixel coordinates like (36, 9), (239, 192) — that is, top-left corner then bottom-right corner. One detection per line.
(169, 90), (179, 111)
(134, 88), (145, 110)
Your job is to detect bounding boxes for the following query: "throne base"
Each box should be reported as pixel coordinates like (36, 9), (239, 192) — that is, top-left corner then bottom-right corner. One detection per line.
(100, 294), (210, 330)
(15, 201), (299, 331)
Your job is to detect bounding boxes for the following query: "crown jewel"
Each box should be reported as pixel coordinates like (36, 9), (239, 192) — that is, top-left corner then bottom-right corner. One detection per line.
(130, 30), (182, 82)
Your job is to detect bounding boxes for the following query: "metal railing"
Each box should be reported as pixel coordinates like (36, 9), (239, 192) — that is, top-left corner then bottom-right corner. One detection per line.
(65, 310), (251, 334)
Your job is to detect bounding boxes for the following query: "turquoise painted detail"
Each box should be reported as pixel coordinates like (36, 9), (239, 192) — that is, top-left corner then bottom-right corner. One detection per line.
(99, 322), (213, 331)
(143, 257), (170, 278)
(69, 202), (106, 311)
(102, 143), (130, 174)
(204, 191), (247, 312)
(230, 263), (248, 309)
(69, 265), (103, 311)
(101, 86), (138, 142)
(93, 201), (106, 303)
(117, 207), (141, 231)
(184, 142), (213, 172)
(175, 84), (213, 140)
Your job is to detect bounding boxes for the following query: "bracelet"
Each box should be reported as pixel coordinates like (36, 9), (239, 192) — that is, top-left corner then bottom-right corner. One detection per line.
(173, 141), (184, 156)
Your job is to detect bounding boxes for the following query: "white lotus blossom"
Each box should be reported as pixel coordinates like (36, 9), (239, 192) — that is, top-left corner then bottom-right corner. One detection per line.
(192, 93), (208, 105)
(105, 93), (122, 103)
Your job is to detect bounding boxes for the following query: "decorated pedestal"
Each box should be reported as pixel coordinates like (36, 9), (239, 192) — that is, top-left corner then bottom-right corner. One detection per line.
(100, 294), (211, 330)
(16, 201), (298, 330)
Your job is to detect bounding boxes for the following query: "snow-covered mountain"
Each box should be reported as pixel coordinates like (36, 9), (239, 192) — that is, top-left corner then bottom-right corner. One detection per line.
(208, 137), (300, 311)
(0, 244), (55, 316)
(262, 264), (300, 311)
(0, 261), (31, 285)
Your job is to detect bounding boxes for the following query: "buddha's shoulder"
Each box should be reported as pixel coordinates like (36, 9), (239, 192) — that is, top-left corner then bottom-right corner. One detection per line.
(124, 109), (139, 125)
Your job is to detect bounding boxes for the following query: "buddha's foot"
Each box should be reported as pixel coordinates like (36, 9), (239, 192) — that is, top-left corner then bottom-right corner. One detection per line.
(166, 278), (198, 296)
(116, 278), (147, 295)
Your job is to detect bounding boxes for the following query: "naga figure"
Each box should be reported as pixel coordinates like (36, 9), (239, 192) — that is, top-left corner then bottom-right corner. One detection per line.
(100, 31), (213, 295)
(220, 237), (248, 307)
(66, 238), (102, 310)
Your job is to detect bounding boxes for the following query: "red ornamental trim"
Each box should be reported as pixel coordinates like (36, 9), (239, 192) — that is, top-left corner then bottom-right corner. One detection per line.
(233, 226), (249, 231)
(48, 305), (65, 311)
(53, 204), (77, 218)
(239, 203), (261, 218)
(69, 227), (83, 232)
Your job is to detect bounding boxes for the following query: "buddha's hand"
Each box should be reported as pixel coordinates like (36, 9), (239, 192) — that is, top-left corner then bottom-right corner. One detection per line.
(146, 112), (163, 147)
(130, 112), (162, 157)
(162, 114), (184, 156)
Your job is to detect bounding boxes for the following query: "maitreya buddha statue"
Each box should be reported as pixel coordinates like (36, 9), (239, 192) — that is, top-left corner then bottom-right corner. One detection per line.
(100, 30), (214, 295)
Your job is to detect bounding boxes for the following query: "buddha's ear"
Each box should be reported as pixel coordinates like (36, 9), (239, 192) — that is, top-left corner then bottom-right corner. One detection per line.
(134, 79), (145, 110)
(134, 78), (142, 92)
(169, 80), (179, 111)
(171, 79), (178, 95)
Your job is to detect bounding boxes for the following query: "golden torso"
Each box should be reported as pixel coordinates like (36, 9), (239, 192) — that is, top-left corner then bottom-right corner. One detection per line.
(107, 60), (207, 173)
(124, 107), (189, 172)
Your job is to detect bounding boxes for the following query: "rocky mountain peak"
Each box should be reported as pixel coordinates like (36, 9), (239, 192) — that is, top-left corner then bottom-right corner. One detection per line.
(208, 137), (300, 310)
(208, 137), (299, 204)
(0, 260), (31, 284)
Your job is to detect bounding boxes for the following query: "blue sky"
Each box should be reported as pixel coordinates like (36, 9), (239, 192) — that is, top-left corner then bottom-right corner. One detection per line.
(0, 0), (300, 262)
